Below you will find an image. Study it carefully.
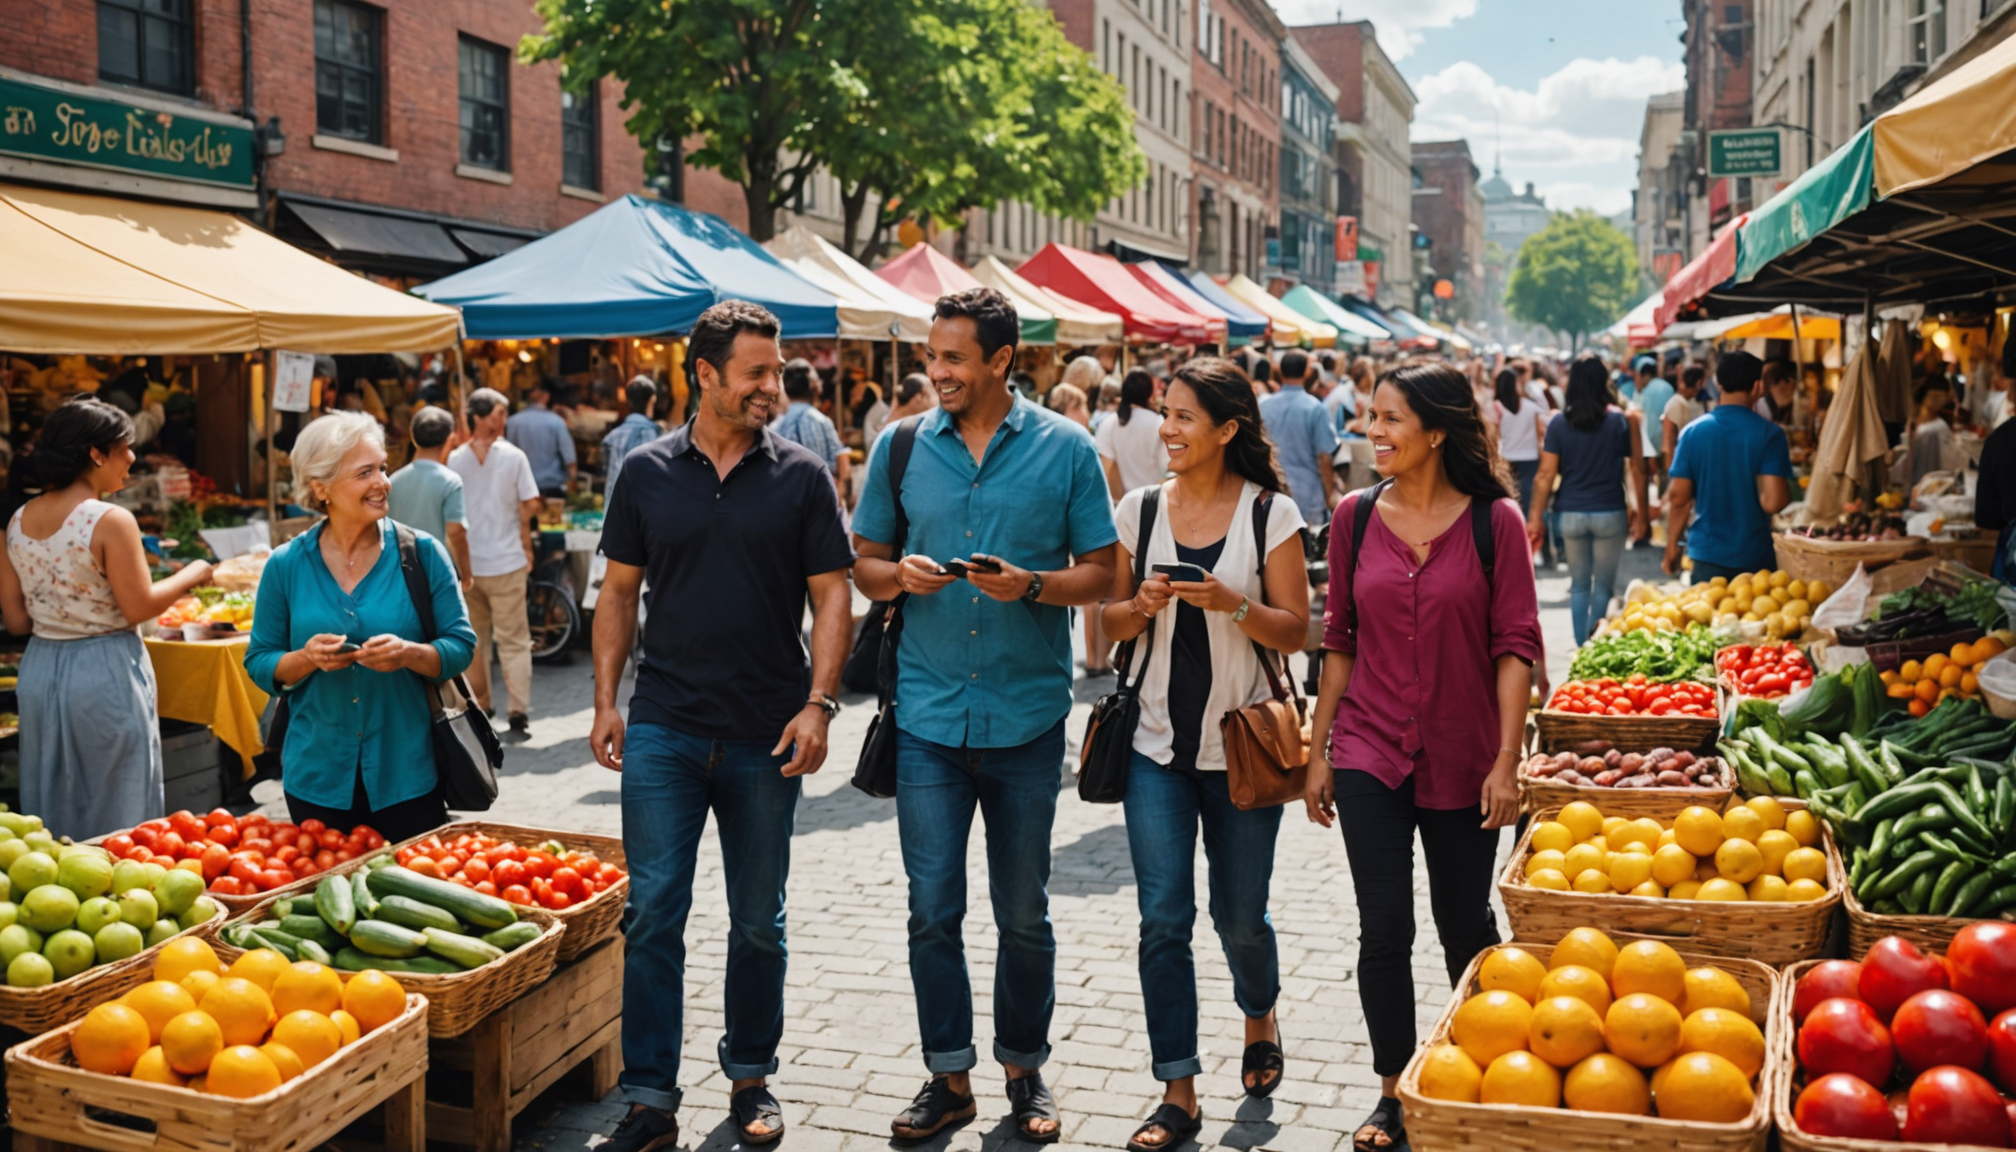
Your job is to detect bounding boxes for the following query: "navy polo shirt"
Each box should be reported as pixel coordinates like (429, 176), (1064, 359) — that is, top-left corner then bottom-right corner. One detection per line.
(599, 424), (854, 740)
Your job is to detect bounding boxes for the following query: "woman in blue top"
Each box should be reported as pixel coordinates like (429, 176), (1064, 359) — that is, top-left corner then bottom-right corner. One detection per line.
(246, 412), (477, 841)
(1526, 357), (1649, 644)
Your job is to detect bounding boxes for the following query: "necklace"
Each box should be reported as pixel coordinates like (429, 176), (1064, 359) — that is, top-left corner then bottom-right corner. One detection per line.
(329, 531), (380, 572)
(1173, 474), (1237, 542)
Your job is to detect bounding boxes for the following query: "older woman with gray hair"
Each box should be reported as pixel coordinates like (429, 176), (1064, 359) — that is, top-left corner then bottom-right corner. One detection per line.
(245, 411), (477, 840)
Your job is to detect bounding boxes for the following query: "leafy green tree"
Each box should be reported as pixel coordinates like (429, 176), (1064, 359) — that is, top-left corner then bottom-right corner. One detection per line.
(1504, 209), (1638, 350)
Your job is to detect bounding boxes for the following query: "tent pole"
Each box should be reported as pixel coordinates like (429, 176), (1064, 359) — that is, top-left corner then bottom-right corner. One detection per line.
(453, 344), (469, 445)
(264, 350), (277, 530)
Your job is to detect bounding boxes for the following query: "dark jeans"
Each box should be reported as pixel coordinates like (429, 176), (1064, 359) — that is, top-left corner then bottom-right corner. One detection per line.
(895, 718), (1065, 1073)
(1122, 752), (1281, 1080)
(285, 775), (446, 843)
(1334, 769), (1503, 1076)
(618, 722), (801, 1111)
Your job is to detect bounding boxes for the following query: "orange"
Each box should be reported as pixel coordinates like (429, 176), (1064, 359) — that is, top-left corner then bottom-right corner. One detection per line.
(259, 1041), (305, 1083)
(1696, 877), (1748, 901)
(1678, 1008), (1765, 1078)
(1654, 1051), (1755, 1122)
(131, 1046), (186, 1087)
(205, 1046), (283, 1099)
(159, 1009), (224, 1076)
(119, 981), (197, 1044)
(1550, 927), (1618, 981)
(225, 949), (292, 993)
(1785, 878), (1827, 902)
(1611, 941), (1687, 1005)
(1478, 948), (1548, 1003)
(1747, 875), (1789, 903)
(271, 1010), (341, 1069)
(200, 977), (276, 1048)
(1529, 995), (1606, 1067)
(1538, 964), (1613, 1017)
(1755, 830), (1799, 876)
(1531, 822), (1575, 854)
(1573, 868), (1613, 895)
(1784, 810), (1820, 847)
(152, 937), (223, 985)
(1557, 801), (1604, 843)
(1562, 843), (1608, 882)
(270, 962), (343, 1017)
(1680, 968), (1752, 1019)
(330, 1010), (361, 1047)
(1415, 1044), (1483, 1103)
(1529, 869), (1571, 891)
(342, 970), (407, 1034)
(1743, 795), (1787, 831)
(1720, 806), (1765, 844)
(1480, 1050), (1561, 1107)
(1608, 852), (1655, 893)
(72, 1003), (150, 1076)
(1672, 807), (1725, 856)
(1563, 1052), (1650, 1115)
(1525, 850), (1567, 879)
(1650, 1057), (1678, 1098)
(1668, 879), (1704, 900)
(180, 969), (221, 1001)
(1606, 993), (1683, 1067)
(1651, 844), (1698, 888)
(1782, 847), (1827, 885)
(1714, 839), (1764, 884)
(1451, 990), (1533, 1066)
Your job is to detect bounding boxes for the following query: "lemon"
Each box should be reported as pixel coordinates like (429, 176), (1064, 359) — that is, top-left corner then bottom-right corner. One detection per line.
(1668, 879), (1704, 900)
(1531, 822), (1575, 854)
(1784, 878), (1827, 902)
(1755, 829), (1799, 876)
(1747, 875), (1789, 902)
(1574, 868), (1614, 894)
(1714, 839), (1764, 885)
(1657, 829), (1679, 848)
(1602, 816), (1628, 835)
(1720, 806), (1765, 843)
(1652, 844), (1699, 888)
(1696, 877), (1748, 901)
(1630, 880), (1666, 898)
(1673, 807), (1725, 857)
(1781, 847), (1827, 885)
(1557, 802), (1604, 843)
(1526, 849), (1568, 879)
(1744, 796), (1787, 831)
(1562, 843), (1608, 881)
(1529, 868), (1571, 891)
(1608, 852), (1654, 893)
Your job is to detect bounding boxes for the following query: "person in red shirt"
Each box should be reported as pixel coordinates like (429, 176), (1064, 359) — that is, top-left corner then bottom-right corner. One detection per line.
(1302, 360), (1543, 1152)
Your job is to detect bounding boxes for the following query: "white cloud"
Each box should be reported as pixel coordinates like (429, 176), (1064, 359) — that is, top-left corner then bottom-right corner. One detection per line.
(1270, 0), (1476, 60)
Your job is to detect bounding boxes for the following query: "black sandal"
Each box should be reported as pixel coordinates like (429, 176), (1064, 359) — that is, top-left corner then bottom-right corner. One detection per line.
(1005, 1070), (1062, 1145)
(1352, 1096), (1406, 1152)
(731, 1084), (785, 1145)
(1242, 1028), (1285, 1099)
(1124, 1103), (1202, 1152)
(891, 1076), (977, 1144)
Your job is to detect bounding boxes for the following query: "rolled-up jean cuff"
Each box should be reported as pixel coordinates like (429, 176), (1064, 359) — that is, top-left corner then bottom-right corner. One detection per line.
(1152, 1056), (1205, 1082)
(993, 1040), (1050, 1070)
(622, 1083), (681, 1112)
(924, 1045), (979, 1074)
(721, 1044), (780, 1081)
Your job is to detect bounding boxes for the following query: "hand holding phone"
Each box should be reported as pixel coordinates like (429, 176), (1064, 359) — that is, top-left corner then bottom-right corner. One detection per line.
(1152, 562), (1209, 584)
(335, 641), (361, 654)
(941, 555), (1005, 579)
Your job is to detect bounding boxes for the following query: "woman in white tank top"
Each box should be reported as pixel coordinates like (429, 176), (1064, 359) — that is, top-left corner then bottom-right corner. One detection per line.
(0, 397), (213, 839)
(1490, 368), (1549, 537)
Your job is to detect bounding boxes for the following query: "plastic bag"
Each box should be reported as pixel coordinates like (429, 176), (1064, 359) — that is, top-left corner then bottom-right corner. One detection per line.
(1812, 563), (1874, 631)
(1979, 652), (2016, 701)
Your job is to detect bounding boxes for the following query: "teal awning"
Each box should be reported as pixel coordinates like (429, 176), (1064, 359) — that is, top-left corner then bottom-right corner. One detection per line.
(1735, 125), (1875, 284)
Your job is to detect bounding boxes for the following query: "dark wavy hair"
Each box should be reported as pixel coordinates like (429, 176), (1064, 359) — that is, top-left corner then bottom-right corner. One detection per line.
(17, 395), (133, 492)
(1377, 359), (1514, 501)
(1494, 367), (1523, 412)
(1168, 358), (1285, 494)
(1565, 355), (1612, 432)
(1117, 369), (1156, 425)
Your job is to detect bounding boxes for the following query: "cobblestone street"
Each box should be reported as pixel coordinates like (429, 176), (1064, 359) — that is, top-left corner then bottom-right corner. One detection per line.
(246, 546), (1662, 1152)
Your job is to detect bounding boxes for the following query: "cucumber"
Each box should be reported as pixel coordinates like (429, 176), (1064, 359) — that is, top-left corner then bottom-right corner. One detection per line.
(292, 937), (334, 966)
(352, 870), (379, 919)
(481, 922), (542, 951)
(269, 897), (296, 918)
(332, 946), (375, 971)
(279, 914), (343, 948)
(422, 927), (506, 970)
(365, 854), (395, 870)
(333, 945), (458, 975)
(316, 873), (357, 935)
(220, 922), (258, 949)
(367, 865), (517, 930)
(349, 919), (429, 958)
(246, 926), (301, 961)
(375, 895), (463, 934)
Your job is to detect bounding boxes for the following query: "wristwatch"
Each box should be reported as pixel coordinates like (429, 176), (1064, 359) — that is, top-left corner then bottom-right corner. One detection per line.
(808, 694), (840, 719)
(1022, 570), (1046, 602)
(1232, 597), (1251, 623)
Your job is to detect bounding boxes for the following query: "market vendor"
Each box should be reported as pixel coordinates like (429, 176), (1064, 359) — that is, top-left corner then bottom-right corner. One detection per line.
(1976, 412), (2016, 581)
(0, 396), (215, 840)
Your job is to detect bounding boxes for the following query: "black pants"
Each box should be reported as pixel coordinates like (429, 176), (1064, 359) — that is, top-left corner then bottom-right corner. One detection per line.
(285, 771), (448, 843)
(1334, 769), (1503, 1076)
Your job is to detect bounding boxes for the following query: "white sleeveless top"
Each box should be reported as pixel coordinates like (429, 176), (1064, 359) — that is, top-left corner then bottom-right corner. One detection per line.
(6, 500), (130, 640)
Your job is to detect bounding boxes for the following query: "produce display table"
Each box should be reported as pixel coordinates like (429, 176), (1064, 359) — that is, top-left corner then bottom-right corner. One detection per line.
(143, 634), (267, 778)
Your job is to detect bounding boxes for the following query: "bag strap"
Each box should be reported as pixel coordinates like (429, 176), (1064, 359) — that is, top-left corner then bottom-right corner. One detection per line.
(1245, 493), (1299, 706)
(1472, 493), (1496, 587)
(873, 416), (924, 703)
(1113, 487), (1161, 687)
(1343, 481), (1498, 638)
(394, 524), (468, 718)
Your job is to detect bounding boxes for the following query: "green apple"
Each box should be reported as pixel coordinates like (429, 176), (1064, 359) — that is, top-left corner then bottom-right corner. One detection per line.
(175, 895), (220, 931)
(40, 929), (93, 979)
(152, 868), (204, 917)
(55, 853), (112, 900)
(22, 831), (54, 852)
(20, 815), (42, 834)
(7, 851), (56, 894)
(110, 859), (150, 895)
(7, 951), (52, 987)
(0, 840), (32, 872)
(0, 812), (28, 838)
(75, 896), (120, 936)
(0, 924), (42, 965)
(18, 884), (78, 933)
(0, 872), (10, 903)
(146, 918), (179, 947)
(0, 902), (15, 931)
(115, 888), (158, 930)
(139, 862), (167, 888)
(93, 921), (144, 963)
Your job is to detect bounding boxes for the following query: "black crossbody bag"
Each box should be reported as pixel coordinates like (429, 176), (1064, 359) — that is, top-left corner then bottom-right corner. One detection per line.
(393, 524), (505, 811)
(850, 417), (923, 798)
(1077, 488), (1162, 803)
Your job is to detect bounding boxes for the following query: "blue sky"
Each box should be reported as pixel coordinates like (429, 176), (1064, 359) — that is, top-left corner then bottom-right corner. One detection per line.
(1277, 1), (1686, 215)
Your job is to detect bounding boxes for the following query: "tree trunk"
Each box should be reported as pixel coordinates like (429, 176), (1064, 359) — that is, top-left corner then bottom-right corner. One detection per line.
(840, 181), (871, 260)
(743, 147), (779, 241)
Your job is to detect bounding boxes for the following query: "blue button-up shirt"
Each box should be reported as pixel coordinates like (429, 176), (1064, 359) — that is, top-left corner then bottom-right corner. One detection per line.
(772, 401), (845, 475)
(600, 413), (662, 500)
(854, 399), (1117, 749)
(506, 403), (576, 492)
(1259, 383), (1341, 526)
(245, 520), (477, 810)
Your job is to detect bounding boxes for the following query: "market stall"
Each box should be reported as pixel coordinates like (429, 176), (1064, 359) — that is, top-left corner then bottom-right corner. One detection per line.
(1277, 284), (1387, 347)
(1016, 243), (1215, 346)
(970, 255), (1125, 348)
(1121, 262), (1237, 348)
(1181, 272), (1275, 346)
(876, 242), (1060, 346)
(1218, 274), (1328, 348)
(764, 226), (932, 344)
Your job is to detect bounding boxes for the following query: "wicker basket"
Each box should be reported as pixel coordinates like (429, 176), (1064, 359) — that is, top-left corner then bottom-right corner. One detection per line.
(217, 894), (564, 1038)
(1520, 767), (1735, 819)
(391, 821), (627, 963)
(1534, 709), (1723, 755)
(0, 902), (226, 1034)
(1839, 881), (1982, 960)
(5, 991), (427, 1152)
(1774, 535), (1931, 590)
(83, 827), (381, 915)
(1499, 806), (1845, 967)
(1396, 941), (1780, 1152)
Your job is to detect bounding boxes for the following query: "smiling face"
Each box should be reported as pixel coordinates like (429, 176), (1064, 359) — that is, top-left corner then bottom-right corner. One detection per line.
(1366, 380), (1441, 479)
(1160, 380), (1234, 475)
(700, 331), (785, 431)
(925, 316), (1012, 416)
(318, 437), (391, 525)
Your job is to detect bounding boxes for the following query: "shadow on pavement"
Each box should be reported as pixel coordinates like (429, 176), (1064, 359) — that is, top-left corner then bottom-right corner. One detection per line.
(792, 779), (899, 835)
(1051, 822), (1134, 895)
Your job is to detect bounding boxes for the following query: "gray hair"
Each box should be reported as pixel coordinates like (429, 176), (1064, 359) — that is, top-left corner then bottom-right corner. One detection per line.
(291, 411), (385, 511)
(466, 388), (509, 421)
(1061, 356), (1105, 392)
(409, 406), (456, 449)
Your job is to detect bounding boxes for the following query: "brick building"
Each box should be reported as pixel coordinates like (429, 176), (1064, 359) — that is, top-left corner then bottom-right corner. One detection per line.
(0, 0), (651, 280)
(1189, 0), (1282, 281)
(1409, 139), (1485, 322)
(1289, 20), (1413, 309)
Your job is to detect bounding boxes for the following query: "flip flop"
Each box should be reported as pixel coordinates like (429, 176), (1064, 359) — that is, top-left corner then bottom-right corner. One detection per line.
(1352, 1095), (1406, 1152)
(730, 1084), (785, 1145)
(1124, 1102), (1202, 1152)
(1006, 1070), (1062, 1145)
(1242, 1029), (1284, 1099)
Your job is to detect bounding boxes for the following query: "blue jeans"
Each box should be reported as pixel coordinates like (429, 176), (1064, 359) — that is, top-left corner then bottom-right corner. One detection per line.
(1559, 510), (1630, 645)
(1121, 753), (1282, 1080)
(895, 718), (1065, 1073)
(618, 722), (802, 1111)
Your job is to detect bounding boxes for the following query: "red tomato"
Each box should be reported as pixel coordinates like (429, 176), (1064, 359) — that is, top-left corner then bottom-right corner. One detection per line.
(126, 846), (155, 864)
(1799, 998), (1896, 1088)
(525, 851), (556, 879)
(1951, 923), (2016, 1018)
(318, 828), (345, 851)
(176, 839), (205, 861)
(257, 867), (293, 889)
(210, 875), (244, 895)
(204, 807), (234, 828)
(295, 833), (316, 854)
(464, 858), (491, 884)
(200, 844), (230, 881)
(595, 864), (624, 885)
(286, 859), (317, 879)
(1863, 936), (1951, 1024)
(540, 888), (573, 910)
(1795, 961), (1859, 1023)
(131, 826), (160, 850)
(299, 818), (326, 836)
(208, 824), (238, 847)
(1795, 1073), (1899, 1141)
(241, 837), (274, 856)
(274, 845), (301, 865)
(169, 811), (205, 840)
(334, 849), (355, 863)
(440, 854), (465, 875)
(345, 832), (369, 856)
(234, 847), (265, 866)
(104, 833), (136, 857)
(157, 831), (185, 859)
(270, 822), (299, 841)
(1893, 990), (1990, 1074)
(361, 830), (386, 850)
(493, 859), (526, 887)
(314, 849), (337, 871)
(1905, 1065), (2013, 1147)
(552, 867), (585, 898)
(500, 884), (532, 905)
(474, 880), (498, 896)
(408, 856), (442, 879)
(1988, 1009), (2016, 1093)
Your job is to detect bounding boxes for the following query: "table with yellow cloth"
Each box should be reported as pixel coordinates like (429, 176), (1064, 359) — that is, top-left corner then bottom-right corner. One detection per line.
(144, 635), (267, 778)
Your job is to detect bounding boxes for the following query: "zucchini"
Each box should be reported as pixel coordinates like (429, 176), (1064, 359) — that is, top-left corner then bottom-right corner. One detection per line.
(421, 927), (506, 970)
(246, 926), (301, 961)
(315, 873), (357, 935)
(374, 895), (463, 934)
(332, 946), (375, 971)
(366, 865), (518, 930)
(352, 869), (379, 919)
(481, 922), (542, 951)
(349, 919), (428, 958)
(364, 854), (395, 870)
(268, 897), (295, 918)
(220, 922), (259, 949)
(279, 914), (342, 948)
(333, 945), (458, 975)
(292, 937), (333, 966)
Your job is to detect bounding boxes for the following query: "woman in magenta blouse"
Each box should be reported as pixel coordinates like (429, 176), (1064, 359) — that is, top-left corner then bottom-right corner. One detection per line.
(1303, 360), (1542, 1152)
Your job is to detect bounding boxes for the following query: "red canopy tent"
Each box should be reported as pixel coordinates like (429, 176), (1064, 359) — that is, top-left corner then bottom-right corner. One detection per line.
(1016, 243), (1212, 344)
(1124, 263), (1229, 343)
(1654, 215), (1745, 333)
(876, 241), (984, 299)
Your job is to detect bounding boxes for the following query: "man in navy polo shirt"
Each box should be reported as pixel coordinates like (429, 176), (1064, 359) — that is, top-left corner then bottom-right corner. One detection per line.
(853, 288), (1118, 1144)
(590, 300), (854, 1152)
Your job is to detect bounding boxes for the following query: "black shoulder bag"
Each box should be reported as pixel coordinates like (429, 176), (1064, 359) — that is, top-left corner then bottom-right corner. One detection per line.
(1076, 487), (1162, 804)
(850, 417), (923, 798)
(1342, 479), (1496, 636)
(394, 524), (505, 812)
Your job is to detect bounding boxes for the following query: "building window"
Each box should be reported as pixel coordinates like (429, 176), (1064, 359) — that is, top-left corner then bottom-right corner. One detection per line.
(1907, 0), (1945, 63)
(562, 82), (598, 190)
(314, 0), (382, 143)
(458, 36), (510, 171)
(97, 0), (193, 95)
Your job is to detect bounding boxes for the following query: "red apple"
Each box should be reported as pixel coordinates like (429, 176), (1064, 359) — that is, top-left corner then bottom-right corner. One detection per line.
(1795, 960), (1865, 1023)
(1799, 997), (1896, 1089)
(1861, 935), (1950, 1024)
(1905, 1065), (2013, 1147)
(1795, 1073), (1899, 1140)
(1953, 922), (2016, 1018)
(1893, 989), (1990, 1073)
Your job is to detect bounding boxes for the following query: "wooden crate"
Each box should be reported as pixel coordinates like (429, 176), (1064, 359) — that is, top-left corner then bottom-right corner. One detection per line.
(393, 821), (627, 963)
(5, 994), (428, 1152)
(423, 936), (623, 1152)
(1773, 535), (1931, 590)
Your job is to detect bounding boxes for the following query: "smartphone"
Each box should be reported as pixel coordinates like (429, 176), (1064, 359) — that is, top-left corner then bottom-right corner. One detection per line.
(335, 641), (361, 654)
(941, 556), (1004, 578)
(1152, 562), (1209, 583)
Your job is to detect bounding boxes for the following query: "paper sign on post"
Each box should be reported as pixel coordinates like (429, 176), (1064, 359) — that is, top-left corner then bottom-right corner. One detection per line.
(198, 522), (271, 561)
(273, 351), (315, 413)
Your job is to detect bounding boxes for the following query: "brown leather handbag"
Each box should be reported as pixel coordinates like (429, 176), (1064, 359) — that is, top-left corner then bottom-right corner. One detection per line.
(1220, 495), (1312, 810)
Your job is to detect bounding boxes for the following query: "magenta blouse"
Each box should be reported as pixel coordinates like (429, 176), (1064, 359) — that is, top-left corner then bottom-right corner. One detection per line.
(1321, 492), (1543, 809)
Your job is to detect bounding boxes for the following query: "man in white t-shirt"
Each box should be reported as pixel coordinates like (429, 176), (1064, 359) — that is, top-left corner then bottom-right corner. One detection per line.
(1662, 364), (1709, 471)
(450, 388), (544, 736)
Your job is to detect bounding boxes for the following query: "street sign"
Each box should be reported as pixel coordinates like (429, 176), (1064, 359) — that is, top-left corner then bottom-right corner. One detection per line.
(0, 75), (254, 188)
(1336, 261), (1367, 296)
(1335, 216), (1358, 261)
(273, 352), (315, 413)
(1709, 128), (1781, 178)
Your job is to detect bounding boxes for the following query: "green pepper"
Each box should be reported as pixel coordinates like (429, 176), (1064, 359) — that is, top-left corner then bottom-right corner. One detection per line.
(1903, 869), (1937, 914)
(1951, 871), (2001, 918)
(1931, 859), (1973, 916)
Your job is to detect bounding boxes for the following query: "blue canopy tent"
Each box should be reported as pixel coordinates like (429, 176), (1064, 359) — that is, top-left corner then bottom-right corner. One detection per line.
(1181, 272), (1271, 344)
(415, 195), (838, 339)
(1336, 296), (1418, 345)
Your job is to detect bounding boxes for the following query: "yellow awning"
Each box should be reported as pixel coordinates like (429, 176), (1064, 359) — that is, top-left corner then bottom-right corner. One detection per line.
(1716, 310), (1843, 342)
(1221, 275), (1335, 348)
(1874, 32), (2016, 196)
(0, 183), (460, 354)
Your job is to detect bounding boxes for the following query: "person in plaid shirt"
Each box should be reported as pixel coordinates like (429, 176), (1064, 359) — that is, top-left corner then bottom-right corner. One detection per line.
(601, 377), (664, 500)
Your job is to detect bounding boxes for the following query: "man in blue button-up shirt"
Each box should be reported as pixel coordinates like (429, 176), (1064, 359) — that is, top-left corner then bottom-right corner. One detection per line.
(1258, 350), (1340, 527)
(853, 288), (1117, 1144)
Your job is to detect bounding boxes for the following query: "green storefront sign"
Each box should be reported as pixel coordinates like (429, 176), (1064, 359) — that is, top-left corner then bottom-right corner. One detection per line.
(0, 75), (253, 189)
(1709, 128), (1781, 178)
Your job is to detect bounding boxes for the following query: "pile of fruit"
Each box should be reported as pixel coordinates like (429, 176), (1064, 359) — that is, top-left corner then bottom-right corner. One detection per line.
(66, 936), (408, 1098)
(102, 811), (386, 897)
(1883, 637), (2010, 715)
(0, 821), (220, 988)
(1519, 798), (1829, 903)
(1546, 677), (1717, 718)
(1416, 929), (1762, 1120)
(1522, 748), (1729, 790)
(156, 588), (254, 631)
(1715, 643), (1814, 699)
(224, 858), (540, 973)
(1788, 926), (2016, 1146)
(1610, 570), (1829, 641)
(393, 829), (623, 911)
(1567, 626), (1721, 685)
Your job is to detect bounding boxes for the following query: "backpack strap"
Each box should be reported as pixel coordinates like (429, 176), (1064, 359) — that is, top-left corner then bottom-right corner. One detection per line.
(885, 416), (922, 556)
(1344, 477), (1393, 639)
(1342, 480), (1499, 640)
(1472, 494), (1497, 588)
(1114, 487), (1162, 683)
(1246, 491), (1298, 705)
(872, 416), (925, 700)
